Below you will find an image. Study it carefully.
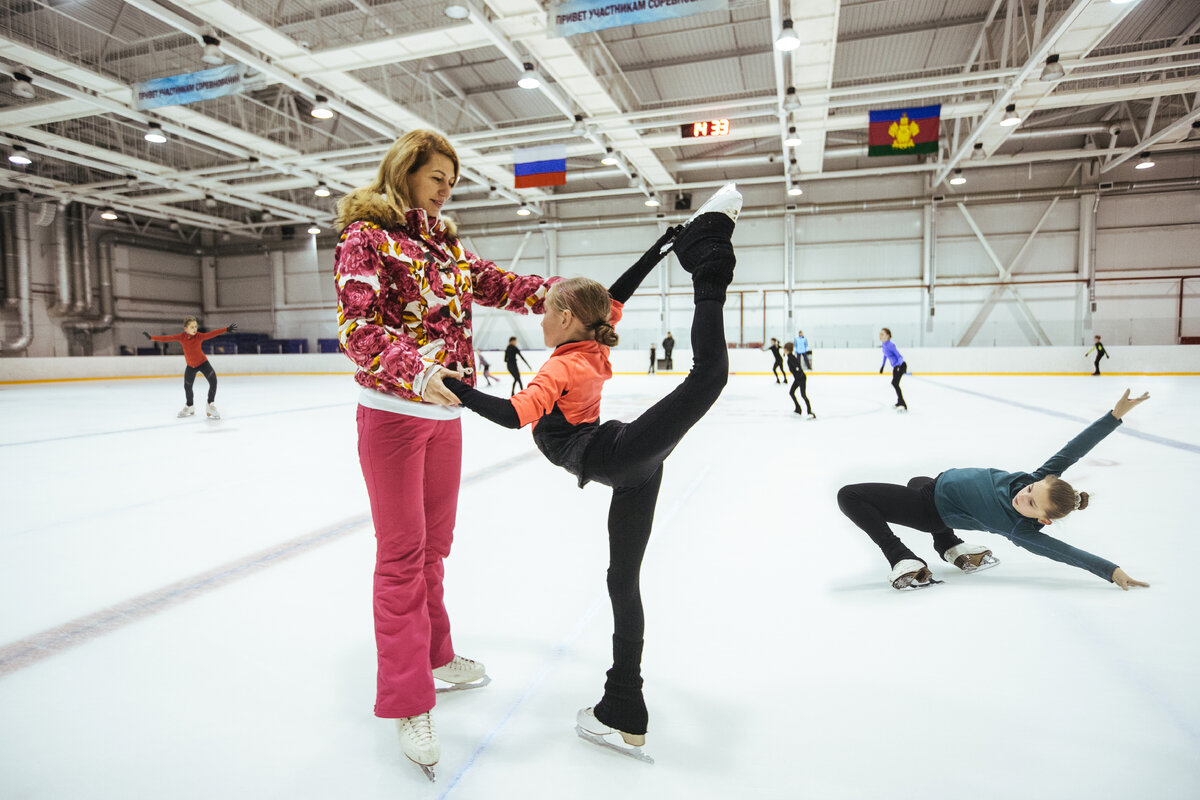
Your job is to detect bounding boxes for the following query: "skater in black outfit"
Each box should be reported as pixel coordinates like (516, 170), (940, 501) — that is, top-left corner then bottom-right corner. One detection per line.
(648, 342), (656, 374)
(662, 332), (674, 370)
(784, 342), (814, 417)
(1085, 335), (1110, 376)
(504, 337), (531, 395)
(766, 338), (787, 383)
(437, 185), (742, 758)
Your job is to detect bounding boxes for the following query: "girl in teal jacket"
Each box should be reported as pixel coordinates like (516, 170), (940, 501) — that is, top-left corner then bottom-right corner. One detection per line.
(837, 390), (1151, 590)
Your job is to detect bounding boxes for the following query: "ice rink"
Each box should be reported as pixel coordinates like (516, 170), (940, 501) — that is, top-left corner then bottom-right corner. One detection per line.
(1, 369), (1198, 799)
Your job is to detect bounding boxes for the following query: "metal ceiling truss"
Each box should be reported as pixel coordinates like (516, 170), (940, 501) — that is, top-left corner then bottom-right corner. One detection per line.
(1, 0), (1198, 234)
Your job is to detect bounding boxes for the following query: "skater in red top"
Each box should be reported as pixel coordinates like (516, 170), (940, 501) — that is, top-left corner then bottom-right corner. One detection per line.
(144, 316), (237, 419)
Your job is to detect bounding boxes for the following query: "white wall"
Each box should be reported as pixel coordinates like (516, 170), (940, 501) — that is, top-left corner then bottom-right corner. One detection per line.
(2, 154), (1197, 360)
(4, 345), (1199, 384)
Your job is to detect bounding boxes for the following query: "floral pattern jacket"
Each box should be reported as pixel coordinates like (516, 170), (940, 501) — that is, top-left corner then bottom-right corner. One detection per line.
(334, 207), (557, 402)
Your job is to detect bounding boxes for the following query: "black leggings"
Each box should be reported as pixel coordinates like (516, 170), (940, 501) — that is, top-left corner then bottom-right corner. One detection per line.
(1093, 354), (1103, 375)
(581, 299), (729, 735)
(508, 364), (523, 395)
(891, 362), (907, 407)
(184, 361), (217, 405)
(836, 476), (964, 568)
(789, 371), (812, 414)
(772, 357), (786, 382)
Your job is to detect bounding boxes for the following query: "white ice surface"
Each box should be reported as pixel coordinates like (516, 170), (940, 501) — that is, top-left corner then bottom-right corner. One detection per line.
(1, 372), (1198, 799)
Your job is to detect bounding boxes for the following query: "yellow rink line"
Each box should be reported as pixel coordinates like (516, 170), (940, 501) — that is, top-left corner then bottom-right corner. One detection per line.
(3, 369), (1199, 385)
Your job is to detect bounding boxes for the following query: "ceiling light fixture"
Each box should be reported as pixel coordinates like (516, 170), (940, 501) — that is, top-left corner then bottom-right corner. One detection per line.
(787, 183), (803, 197)
(971, 142), (986, 161)
(1040, 54), (1065, 81)
(601, 146), (618, 166)
(144, 122), (167, 143)
(443, 4), (470, 19)
(1134, 152), (1155, 170)
(571, 114), (586, 136)
(7, 144), (31, 165)
(643, 192), (660, 208)
(517, 63), (541, 90)
(200, 34), (224, 65)
(949, 168), (966, 186)
(310, 95), (334, 119)
(308, 224), (321, 235)
(100, 208), (118, 221)
(784, 126), (802, 148)
(11, 68), (35, 99)
(782, 86), (801, 113)
(775, 19), (800, 52)
(314, 182), (331, 197)
(204, 195), (217, 208)
(516, 204), (532, 216)
(1000, 103), (1021, 127)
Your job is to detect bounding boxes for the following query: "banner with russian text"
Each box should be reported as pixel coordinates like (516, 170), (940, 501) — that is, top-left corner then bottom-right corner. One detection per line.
(513, 144), (567, 189)
(549, 0), (729, 38)
(868, 104), (941, 156)
(134, 64), (246, 110)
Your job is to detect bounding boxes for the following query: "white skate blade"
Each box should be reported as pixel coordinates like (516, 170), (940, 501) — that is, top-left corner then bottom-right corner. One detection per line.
(893, 576), (943, 591)
(660, 182), (742, 254)
(410, 760), (436, 782)
(575, 725), (655, 764)
(435, 674), (491, 694)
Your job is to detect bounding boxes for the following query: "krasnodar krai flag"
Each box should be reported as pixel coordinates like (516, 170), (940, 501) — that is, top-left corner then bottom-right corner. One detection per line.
(868, 104), (941, 156)
(513, 144), (567, 188)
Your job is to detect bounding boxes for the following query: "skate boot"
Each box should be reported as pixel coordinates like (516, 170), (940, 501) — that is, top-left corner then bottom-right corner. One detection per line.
(888, 558), (941, 591)
(177, 405), (195, 418)
(433, 654), (491, 693)
(575, 706), (654, 764)
(672, 187), (741, 304)
(659, 182), (742, 255)
(397, 711), (439, 782)
(205, 403), (220, 419)
(942, 543), (1000, 574)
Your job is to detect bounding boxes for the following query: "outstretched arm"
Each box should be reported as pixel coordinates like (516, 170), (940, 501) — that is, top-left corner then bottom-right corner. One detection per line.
(1031, 390), (1148, 478)
(147, 332), (184, 343)
(608, 226), (681, 303)
(442, 377), (520, 429)
(1007, 528), (1121, 582)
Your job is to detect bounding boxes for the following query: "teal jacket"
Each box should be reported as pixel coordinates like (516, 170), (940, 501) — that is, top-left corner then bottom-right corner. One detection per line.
(933, 412), (1122, 582)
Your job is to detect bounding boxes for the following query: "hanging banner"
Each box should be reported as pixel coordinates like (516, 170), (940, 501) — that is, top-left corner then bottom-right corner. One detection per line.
(549, 0), (729, 38)
(868, 104), (941, 156)
(134, 64), (246, 110)
(513, 144), (567, 188)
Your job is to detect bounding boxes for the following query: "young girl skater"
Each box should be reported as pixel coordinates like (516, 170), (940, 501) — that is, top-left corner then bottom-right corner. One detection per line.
(766, 337), (787, 383)
(784, 341), (814, 418)
(438, 185), (742, 761)
(836, 389), (1151, 591)
(1085, 335), (1110, 376)
(879, 327), (907, 410)
(504, 336), (531, 395)
(144, 317), (237, 419)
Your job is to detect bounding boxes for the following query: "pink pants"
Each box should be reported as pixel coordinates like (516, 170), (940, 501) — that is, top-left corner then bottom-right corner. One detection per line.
(356, 406), (461, 718)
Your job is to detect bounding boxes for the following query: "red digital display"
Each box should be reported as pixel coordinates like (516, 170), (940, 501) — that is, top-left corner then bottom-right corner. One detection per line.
(681, 119), (731, 138)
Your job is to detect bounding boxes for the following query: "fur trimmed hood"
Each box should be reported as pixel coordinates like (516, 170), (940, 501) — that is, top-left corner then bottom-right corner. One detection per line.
(336, 189), (457, 238)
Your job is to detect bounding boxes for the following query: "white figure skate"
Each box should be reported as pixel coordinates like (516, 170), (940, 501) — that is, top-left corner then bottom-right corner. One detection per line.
(205, 403), (220, 420)
(659, 183), (743, 255)
(397, 711), (438, 782)
(888, 559), (941, 591)
(177, 405), (195, 418)
(575, 707), (654, 764)
(433, 654), (491, 694)
(942, 543), (1000, 574)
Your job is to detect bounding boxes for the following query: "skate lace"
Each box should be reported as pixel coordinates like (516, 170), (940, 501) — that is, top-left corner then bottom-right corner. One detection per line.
(448, 655), (476, 670)
(407, 712), (435, 746)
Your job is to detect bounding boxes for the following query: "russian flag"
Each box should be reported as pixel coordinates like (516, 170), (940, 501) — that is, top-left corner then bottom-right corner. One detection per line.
(513, 144), (566, 188)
